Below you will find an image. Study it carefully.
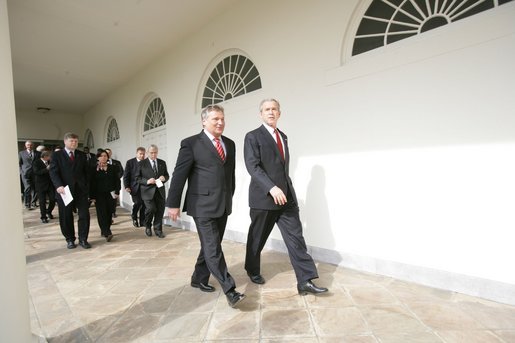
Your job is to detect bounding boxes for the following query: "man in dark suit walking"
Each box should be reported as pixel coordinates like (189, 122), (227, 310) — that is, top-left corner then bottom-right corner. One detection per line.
(244, 99), (328, 295)
(19, 140), (40, 209)
(123, 147), (146, 227)
(83, 146), (97, 168)
(49, 132), (91, 249)
(33, 151), (56, 223)
(166, 104), (246, 308)
(105, 148), (124, 219)
(136, 144), (169, 238)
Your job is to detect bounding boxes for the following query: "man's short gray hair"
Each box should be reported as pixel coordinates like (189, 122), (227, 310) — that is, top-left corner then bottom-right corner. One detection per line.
(148, 144), (158, 151)
(259, 98), (281, 112)
(201, 104), (225, 121)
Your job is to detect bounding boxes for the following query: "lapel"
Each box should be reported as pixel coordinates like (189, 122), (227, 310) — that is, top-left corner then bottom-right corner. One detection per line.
(199, 131), (225, 164)
(259, 125), (286, 165)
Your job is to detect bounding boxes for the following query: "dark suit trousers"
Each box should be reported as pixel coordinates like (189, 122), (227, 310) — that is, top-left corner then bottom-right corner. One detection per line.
(245, 201), (319, 283)
(192, 215), (236, 294)
(56, 187), (90, 242)
(143, 191), (165, 231)
(95, 192), (114, 236)
(131, 193), (145, 222)
(37, 188), (55, 219)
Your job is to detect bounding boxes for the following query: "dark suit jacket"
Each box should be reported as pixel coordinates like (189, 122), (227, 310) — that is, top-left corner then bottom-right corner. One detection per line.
(109, 159), (124, 179)
(166, 131), (236, 218)
(19, 150), (40, 179)
(136, 158), (169, 200)
(83, 152), (97, 168)
(89, 165), (121, 199)
(49, 149), (90, 195)
(32, 158), (53, 191)
(123, 157), (142, 195)
(244, 125), (297, 210)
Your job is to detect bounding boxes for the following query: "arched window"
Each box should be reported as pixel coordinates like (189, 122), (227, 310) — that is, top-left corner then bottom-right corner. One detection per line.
(106, 118), (120, 142)
(352, 0), (513, 56)
(84, 129), (94, 148)
(144, 97), (166, 132)
(201, 54), (262, 108)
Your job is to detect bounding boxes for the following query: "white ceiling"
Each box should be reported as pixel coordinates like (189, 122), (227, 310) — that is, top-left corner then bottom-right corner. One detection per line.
(7, 0), (238, 114)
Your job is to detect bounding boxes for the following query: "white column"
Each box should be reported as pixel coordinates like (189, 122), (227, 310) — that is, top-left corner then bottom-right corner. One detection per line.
(0, 0), (32, 341)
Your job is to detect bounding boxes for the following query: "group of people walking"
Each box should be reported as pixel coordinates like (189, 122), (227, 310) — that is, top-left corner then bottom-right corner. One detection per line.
(22, 98), (328, 308)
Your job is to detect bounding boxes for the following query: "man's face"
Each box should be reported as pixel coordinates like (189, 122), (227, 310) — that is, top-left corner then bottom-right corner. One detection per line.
(203, 110), (225, 138)
(136, 150), (146, 160)
(84, 147), (90, 154)
(42, 155), (50, 162)
(64, 137), (78, 150)
(148, 147), (158, 160)
(260, 101), (281, 128)
(25, 142), (33, 150)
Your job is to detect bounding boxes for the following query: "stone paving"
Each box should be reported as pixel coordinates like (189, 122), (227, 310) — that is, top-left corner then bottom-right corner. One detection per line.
(23, 207), (515, 342)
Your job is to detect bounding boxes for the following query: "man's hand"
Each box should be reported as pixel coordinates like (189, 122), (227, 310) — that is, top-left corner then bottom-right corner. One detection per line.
(57, 186), (65, 194)
(125, 187), (131, 193)
(147, 178), (156, 185)
(159, 175), (166, 182)
(168, 208), (180, 221)
(269, 186), (287, 206)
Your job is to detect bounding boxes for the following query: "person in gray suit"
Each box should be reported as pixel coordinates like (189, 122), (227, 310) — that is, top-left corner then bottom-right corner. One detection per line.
(19, 140), (40, 209)
(244, 98), (328, 295)
(166, 104), (245, 308)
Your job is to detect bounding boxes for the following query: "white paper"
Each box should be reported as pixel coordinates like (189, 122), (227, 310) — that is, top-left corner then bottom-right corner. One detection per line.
(110, 191), (118, 199)
(155, 179), (164, 188)
(60, 185), (74, 206)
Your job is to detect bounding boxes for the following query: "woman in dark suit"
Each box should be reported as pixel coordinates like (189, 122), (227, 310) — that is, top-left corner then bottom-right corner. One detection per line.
(89, 149), (120, 241)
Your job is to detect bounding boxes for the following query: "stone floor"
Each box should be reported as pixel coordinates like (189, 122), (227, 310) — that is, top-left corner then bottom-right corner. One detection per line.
(23, 207), (515, 343)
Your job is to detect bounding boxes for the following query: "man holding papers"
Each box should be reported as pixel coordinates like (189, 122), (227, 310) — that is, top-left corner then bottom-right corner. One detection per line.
(136, 144), (169, 238)
(49, 132), (91, 249)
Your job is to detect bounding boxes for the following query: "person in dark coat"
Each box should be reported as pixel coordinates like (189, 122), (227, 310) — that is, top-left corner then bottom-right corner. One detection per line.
(123, 147), (146, 227)
(32, 150), (55, 223)
(89, 149), (120, 242)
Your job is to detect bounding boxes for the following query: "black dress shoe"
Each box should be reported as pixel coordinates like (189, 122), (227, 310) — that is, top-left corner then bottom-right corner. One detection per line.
(41, 218), (48, 224)
(247, 273), (265, 284)
(67, 241), (76, 249)
(47, 213), (54, 219)
(191, 281), (215, 292)
(297, 280), (328, 295)
(132, 219), (139, 227)
(106, 234), (113, 242)
(79, 240), (91, 249)
(155, 230), (165, 238)
(145, 227), (152, 237)
(226, 290), (246, 308)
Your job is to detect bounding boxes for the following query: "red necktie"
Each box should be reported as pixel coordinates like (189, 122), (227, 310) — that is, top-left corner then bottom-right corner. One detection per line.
(69, 151), (75, 162)
(214, 138), (225, 161)
(274, 129), (285, 160)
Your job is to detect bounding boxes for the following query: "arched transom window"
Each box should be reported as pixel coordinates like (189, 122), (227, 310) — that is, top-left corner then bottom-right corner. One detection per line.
(85, 129), (94, 148)
(106, 118), (120, 143)
(144, 97), (166, 132)
(201, 54), (262, 108)
(352, 0), (513, 56)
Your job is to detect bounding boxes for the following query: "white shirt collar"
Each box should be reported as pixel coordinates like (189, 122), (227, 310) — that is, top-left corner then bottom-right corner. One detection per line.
(64, 147), (74, 155)
(262, 123), (279, 135)
(203, 129), (222, 142)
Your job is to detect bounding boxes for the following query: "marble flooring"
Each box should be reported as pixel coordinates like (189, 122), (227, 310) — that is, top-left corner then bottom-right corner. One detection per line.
(23, 207), (515, 342)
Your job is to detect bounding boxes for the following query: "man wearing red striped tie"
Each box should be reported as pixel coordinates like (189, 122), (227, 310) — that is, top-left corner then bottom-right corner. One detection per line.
(166, 104), (246, 308)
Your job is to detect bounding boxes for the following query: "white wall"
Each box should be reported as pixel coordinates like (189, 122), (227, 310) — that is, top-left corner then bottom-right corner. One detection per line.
(84, 0), (515, 304)
(16, 108), (84, 142)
